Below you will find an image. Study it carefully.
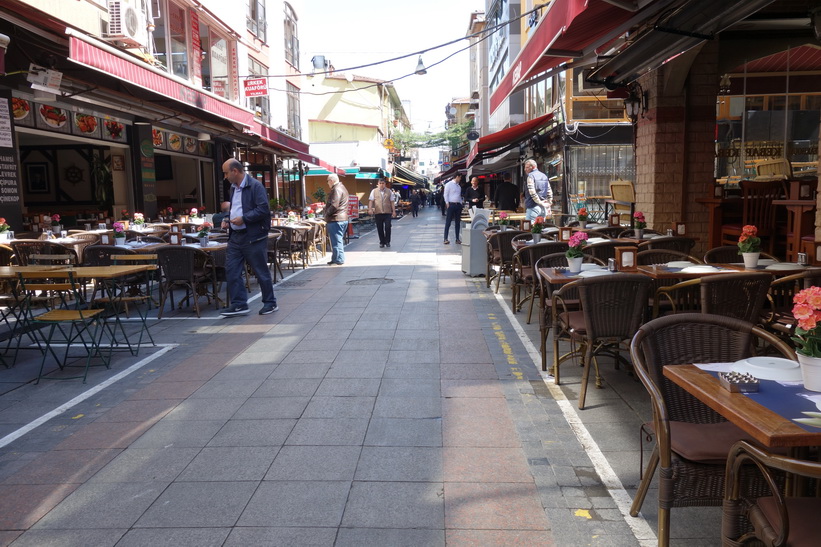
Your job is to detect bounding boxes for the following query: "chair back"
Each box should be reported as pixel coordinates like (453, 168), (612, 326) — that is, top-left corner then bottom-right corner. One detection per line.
(585, 240), (621, 261)
(618, 229), (662, 238)
(703, 245), (779, 265)
(754, 158), (792, 179)
(700, 272), (772, 322)
(590, 226), (623, 238)
(637, 249), (701, 265)
(157, 246), (198, 282)
(609, 180), (635, 220)
(0, 244), (14, 266)
(10, 240), (77, 266)
(739, 179), (786, 236)
(83, 245), (131, 266)
(68, 232), (101, 262)
(487, 230), (525, 264)
(577, 273), (651, 340)
(640, 236), (696, 254)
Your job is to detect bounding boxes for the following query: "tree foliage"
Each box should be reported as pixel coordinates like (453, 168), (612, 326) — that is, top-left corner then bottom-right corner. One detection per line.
(393, 120), (474, 154)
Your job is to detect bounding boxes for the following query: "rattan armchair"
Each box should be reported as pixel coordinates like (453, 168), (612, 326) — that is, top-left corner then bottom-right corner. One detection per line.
(618, 228), (662, 238)
(704, 245), (780, 265)
(639, 236), (697, 254)
(486, 230), (525, 292)
(653, 272), (772, 321)
(761, 269), (821, 343)
(637, 249), (702, 266)
(156, 246), (218, 318)
(722, 440), (821, 547)
(10, 240), (78, 266)
(510, 241), (568, 322)
(629, 314), (795, 547)
(585, 240), (621, 262)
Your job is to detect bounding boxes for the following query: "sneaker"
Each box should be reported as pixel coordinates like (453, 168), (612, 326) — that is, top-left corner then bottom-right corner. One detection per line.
(456, 239), (462, 244)
(444, 240), (450, 244)
(259, 304), (278, 315)
(386, 243), (390, 247)
(379, 244), (385, 248)
(221, 305), (249, 317)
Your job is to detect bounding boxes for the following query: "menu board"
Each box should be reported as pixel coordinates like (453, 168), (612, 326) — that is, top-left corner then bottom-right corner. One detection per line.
(34, 104), (71, 134)
(71, 112), (101, 139)
(10, 97), (33, 127)
(0, 93), (24, 230)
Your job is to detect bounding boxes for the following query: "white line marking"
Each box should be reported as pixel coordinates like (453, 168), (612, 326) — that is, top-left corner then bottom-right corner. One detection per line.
(0, 344), (177, 449)
(491, 291), (658, 546)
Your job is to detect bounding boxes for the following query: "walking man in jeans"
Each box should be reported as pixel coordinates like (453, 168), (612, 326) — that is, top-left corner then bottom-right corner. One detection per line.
(369, 179), (396, 248)
(443, 173), (464, 244)
(324, 173), (350, 265)
(219, 158), (278, 316)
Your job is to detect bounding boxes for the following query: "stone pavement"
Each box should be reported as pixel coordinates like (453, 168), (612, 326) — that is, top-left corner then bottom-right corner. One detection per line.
(0, 206), (723, 546)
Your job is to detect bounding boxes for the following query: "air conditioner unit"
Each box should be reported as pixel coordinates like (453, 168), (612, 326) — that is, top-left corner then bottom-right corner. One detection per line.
(106, 0), (147, 48)
(577, 68), (605, 94)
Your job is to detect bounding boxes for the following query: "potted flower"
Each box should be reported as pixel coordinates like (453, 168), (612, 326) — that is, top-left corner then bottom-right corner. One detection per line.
(792, 286), (821, 391)
(166, 206), (174, 219)
(287, 211), (298, 225)
(531, 216), (546, 244)
(51, 213), (61, 233)
(633, 211), (646, 238)
(197, 221), (212, 246)
(577, 207), (588, 229)
(498, 211), (510, 230)
(737, 224), (761, 268)
(565, 231), (589, 274)
(0, 217), (9, 240)
(120, 209), (130, 221)
(133, 212), (145, 229)
(190, 208), (199, 218)
(112, 221), (126, 245)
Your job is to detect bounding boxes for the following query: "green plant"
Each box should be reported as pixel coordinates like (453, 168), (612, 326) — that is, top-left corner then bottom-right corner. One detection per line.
(90, 153), (114, 214)
(312, 187), (327, 203)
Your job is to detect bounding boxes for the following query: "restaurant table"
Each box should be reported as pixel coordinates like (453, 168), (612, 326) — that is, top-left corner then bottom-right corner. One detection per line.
(664, 364), (821, 449)
(537, 266), (616, 286)
(772, 199), (816, 262)
(637, 263), (746, 280)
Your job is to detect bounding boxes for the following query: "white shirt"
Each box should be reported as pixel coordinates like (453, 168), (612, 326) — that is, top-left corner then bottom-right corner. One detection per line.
(229, 177), (247, 229)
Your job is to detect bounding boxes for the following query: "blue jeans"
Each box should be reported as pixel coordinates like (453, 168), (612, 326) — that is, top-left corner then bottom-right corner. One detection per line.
(327, 220), (347, 264)
(226, 231), (276, 308)
(526, 205), (547, 221)
(444, 203), (463, 241)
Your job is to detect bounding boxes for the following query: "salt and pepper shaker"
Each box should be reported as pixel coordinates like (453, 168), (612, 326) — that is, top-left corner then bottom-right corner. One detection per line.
(798, 252), (808, 266)
(607, 258), (617, 272)
(666, 228), (674, 236)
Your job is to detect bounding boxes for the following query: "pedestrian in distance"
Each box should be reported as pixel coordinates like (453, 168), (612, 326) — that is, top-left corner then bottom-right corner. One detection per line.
(523, 158), (552, 222)
(410, 190), (421, 217)
(369, 179), (396, 248)
(325, 173), (350, 265)
(493, 172), (520, 211)
(443, 173), (464, 245)
(219, 159), (278, 317)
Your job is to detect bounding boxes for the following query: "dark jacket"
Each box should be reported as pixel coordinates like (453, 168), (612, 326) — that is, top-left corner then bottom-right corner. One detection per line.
(228, 174), (270, 241)
(325, 182), (350, 222)
(494, 181), (520, 211)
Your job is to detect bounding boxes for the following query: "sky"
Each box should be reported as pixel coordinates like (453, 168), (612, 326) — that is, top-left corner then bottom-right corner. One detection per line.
(298, 0), (485, 134)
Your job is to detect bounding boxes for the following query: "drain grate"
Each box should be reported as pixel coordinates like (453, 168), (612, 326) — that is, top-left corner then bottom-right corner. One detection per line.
(278, 279), (312, 288)
(346, 278), (395, 286)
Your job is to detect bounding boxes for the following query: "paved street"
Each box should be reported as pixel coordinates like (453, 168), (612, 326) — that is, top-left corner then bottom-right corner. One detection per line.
(0, 206), (722, 546)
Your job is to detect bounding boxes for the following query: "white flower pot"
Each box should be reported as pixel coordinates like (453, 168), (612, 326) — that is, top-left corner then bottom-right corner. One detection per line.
(114, 237), (126, 246)
(199, 236), (209, 247)
(742, 252), (760, 269)
(635, 228), (644, 239)
(579, 220), (587, 229)
(567, 256), (584, 274)
(798, 353), (821, 392)
(532, 233), (542, 244)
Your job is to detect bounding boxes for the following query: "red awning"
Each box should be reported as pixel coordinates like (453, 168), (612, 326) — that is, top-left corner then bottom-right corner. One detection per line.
(467, 113), (554, 167)
(434, 157), (467, 184)
(489, 0), (641, 115)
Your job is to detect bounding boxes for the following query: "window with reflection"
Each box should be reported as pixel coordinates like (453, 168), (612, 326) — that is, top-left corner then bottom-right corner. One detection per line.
(284, 2), (299, 69)
(247, 0), (267, 42)
(248, 57), (270, 124)
(210, 33), (231, 99)
(286, 83), (302, 140)
(150, 0), (189, 80)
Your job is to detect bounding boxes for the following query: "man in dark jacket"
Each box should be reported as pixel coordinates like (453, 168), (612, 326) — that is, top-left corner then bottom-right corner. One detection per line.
(219, 158), (277, 316)
(493, 173), (520, 211)
(324, 173), (350, 265)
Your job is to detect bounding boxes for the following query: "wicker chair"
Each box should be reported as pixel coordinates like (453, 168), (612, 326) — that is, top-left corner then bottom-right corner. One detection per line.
(570, 273), (652, 409)
(156, 246), (217, 318)
(629, 314), (795, 547)
(10, 240), (78, 266)
(266, 230), (284, 283)
(486, 230), (525, 293)
(510, 241), (568, 322)
(67, 232), (100, 263)
(639, 236), (697, 254)
(761, 269), (821, 343)
(722, 440), (821, 547)
(617, 228), (662, 238)
(589, 226), (623, 238)
(585, 240), (621, 262)
(0, 244), (14, 266)
(653, 272), (773, 321)
(536, 252), (604, 372)
(636, 249), (702, 265)
(703, 245), (780, 265)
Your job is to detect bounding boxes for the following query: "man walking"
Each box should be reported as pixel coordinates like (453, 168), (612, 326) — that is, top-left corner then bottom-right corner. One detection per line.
(325, 173), (350, 265)
(369, 179), (396, 247)
(219, 159), (277, 316)
(443, 173), (464, 245)
(523, 159), (552, 221)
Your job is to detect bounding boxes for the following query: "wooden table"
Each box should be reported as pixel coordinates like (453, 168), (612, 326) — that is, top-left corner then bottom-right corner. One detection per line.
(537, 266), (614, 285)
(637, 264), (744, 280)
(664, 364), (821, 448)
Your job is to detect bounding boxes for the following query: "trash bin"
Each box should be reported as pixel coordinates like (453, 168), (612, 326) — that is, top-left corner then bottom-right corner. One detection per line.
(462, 225), (486, 276)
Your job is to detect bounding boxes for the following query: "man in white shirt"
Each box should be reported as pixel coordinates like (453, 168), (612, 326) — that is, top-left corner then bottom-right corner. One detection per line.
(443, 174), (464, 244)
(523, 159), (552, 221)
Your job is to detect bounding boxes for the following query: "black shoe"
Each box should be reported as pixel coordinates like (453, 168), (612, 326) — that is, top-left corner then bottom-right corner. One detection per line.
(444, 240), (450, 244)
(221, 305), (249, 317)
(379, 244), (385, 248)
(259, 304), (278, 315)
(456, 240), (462, 244)
(386, 243), (390, 247)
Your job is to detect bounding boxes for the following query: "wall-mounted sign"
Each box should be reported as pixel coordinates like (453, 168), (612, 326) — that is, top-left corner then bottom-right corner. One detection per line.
(243, 77), (268, 97)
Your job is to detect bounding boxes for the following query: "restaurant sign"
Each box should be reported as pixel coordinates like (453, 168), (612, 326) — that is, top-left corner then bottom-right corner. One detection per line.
(243, 78), (268, 97)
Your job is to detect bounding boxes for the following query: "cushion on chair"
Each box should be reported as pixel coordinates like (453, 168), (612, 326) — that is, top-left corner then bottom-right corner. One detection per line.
(558, 310), (586, 335)
(756, 496), (821, 546)
(670, 421), (757, 464)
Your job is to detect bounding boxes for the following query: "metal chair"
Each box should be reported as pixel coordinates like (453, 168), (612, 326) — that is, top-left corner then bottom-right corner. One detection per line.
(723, 440), (821, 547)
(629, 313), (794, 547)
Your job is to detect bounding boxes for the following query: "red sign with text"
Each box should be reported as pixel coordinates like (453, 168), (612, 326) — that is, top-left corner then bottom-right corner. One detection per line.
(348, 195), (360, 218)
(243, 78), (268, 97)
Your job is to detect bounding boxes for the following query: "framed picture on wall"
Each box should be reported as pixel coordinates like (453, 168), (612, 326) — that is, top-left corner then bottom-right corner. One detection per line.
(26, 163), (50, 193)
(112, 155), (125, 171)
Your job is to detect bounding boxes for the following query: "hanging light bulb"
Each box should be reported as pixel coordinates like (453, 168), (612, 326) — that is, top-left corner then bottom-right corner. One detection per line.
(415, 56), (427, 76)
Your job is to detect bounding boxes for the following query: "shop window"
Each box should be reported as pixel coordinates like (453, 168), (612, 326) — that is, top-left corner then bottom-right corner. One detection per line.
(247, 0), (267, 42)
(209, 33), (232, 100)
(248, 57), (270, 124)
(571, 98), (625, 121)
